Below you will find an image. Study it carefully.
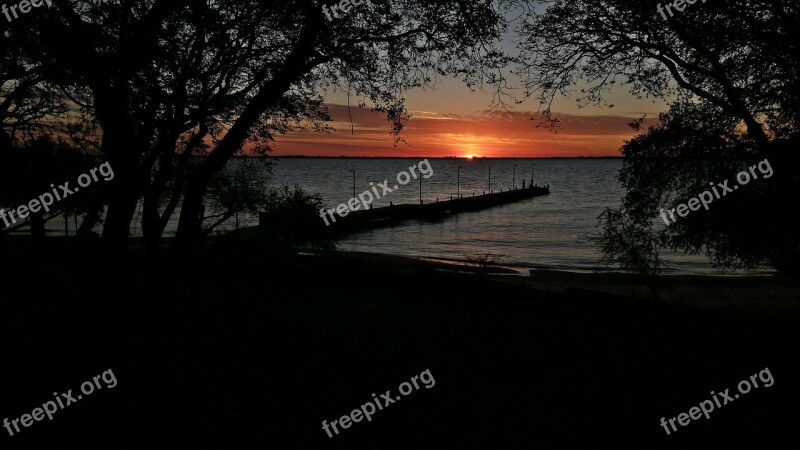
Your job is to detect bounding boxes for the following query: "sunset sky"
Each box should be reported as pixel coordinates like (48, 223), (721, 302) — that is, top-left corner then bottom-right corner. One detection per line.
(270, 3), (672, 159)
(271, 77), (669, 158)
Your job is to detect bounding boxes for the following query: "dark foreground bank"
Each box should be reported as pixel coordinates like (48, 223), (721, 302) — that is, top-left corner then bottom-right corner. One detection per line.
(0, 237), (798, 449)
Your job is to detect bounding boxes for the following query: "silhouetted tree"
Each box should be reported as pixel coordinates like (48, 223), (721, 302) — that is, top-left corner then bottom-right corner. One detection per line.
(203, 159), (273, 235)
(517, 0), (800, 274)
(0, 137), (98, 240)
(24, 0), (507, 252)
(516, 0), (798, 147)
(258, 184), (334, 253)
(605, 106), (800, 274)
(0, 23), (70, 153)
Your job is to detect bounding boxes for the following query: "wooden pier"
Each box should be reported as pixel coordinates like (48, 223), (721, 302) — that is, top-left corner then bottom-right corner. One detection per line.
(319, 184), (550, 234)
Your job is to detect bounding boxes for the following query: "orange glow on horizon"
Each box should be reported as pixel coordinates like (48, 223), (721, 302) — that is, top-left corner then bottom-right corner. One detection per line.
(268, 104), (659, 158)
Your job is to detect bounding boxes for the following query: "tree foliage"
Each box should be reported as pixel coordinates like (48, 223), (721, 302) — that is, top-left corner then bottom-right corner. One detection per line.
(517, 0), (800, 274)
(7, 0), (507, 251)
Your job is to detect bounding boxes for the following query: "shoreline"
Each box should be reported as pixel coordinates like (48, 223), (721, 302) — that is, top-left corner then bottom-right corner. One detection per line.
(318, 250), (799, 318)
(336, 247), (777, 277)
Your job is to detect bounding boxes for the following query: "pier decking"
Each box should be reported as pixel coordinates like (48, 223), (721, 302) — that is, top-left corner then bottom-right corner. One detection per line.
(319, 184), (550, 234)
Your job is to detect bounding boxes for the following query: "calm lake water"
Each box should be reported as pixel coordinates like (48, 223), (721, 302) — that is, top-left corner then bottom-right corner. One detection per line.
(266, 157), (728, 274)
(35, 157), (754, 274)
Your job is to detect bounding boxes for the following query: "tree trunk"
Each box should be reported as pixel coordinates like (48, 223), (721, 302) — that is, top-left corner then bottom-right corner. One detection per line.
(173, 183), (205, 252)
(0, 129), (13, 156)
(172, 20), (322, 251)
(142, 194), (162, 251)
(77, 201), (102, 240)
(101, 151), (142, 246)
(102, 184), (139, 244)
(30, 212), (45, 242)
(96, 117), (146, 247)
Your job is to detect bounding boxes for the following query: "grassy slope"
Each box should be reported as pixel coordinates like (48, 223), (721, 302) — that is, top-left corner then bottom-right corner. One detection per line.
(0, 237), (798, 449)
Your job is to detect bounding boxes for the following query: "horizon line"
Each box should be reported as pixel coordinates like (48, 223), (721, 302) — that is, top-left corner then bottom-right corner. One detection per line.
(242, 155), (624, 159)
